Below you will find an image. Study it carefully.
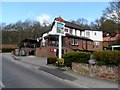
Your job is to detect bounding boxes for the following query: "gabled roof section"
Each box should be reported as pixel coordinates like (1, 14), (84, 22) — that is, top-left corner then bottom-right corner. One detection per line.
(41, 22), (55, 35)
(41, 17), (85, 35)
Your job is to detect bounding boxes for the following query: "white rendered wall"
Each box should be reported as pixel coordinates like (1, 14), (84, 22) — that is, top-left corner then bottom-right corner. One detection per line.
(72, 29), (75, 35)
(42, 33), (48, 46)
(49, 23), (57, 34)
(85, 30), (103, 41)
(92, 31), (103, 41)
(42, 20), (103, 42)
(76, 30), (80, 36)
(81, 31), (85, 37)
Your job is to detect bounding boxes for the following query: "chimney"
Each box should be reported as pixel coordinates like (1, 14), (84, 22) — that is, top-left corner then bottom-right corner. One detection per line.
(55, 17), (64, 22)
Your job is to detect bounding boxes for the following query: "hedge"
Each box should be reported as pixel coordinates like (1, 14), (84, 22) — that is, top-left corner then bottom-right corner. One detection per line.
(63, 52), (90, 67)
(2, 48), (15, 52)
(47, 56), (57, 64)
(92, 50), (120, 66)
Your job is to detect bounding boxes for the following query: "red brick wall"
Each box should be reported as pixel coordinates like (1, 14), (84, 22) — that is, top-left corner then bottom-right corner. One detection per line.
(93, 41), (103, 51)
(35, 47), (57, 57)
(103, 41), (113, 47)
(36, 37), (95, 57)
(35, 46), (74, 57)
(87, 41), (94, 50)
(36, 47), (49, 57)
(63, 37), (94, 51)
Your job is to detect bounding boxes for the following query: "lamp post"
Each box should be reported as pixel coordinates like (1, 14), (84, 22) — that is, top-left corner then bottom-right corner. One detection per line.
(58, 34), (62, 59)
(57, 22), (65, 59)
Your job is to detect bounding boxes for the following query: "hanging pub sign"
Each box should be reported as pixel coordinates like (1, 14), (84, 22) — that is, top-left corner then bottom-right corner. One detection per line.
(56, 22), (64, 34)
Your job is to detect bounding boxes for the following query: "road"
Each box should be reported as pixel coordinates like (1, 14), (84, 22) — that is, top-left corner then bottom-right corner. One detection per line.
(2, 53), (81, 88)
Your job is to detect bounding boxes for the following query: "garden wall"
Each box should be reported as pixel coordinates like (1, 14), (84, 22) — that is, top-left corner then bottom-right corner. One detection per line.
(72, 62), (118, 82)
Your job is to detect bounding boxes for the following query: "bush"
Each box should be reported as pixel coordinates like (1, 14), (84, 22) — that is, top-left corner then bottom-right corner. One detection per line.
(2, 48), (15, 52)
(63, 52), (90, 67)
(57, 58), (64, 67)
(47, 56), (57, 64)
(92, 50), (120, 66)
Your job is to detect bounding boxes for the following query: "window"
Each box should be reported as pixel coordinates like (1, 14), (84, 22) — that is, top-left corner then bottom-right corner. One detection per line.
(74, 39), (78, 45)
(94, 32), (97, 35)
(65, 29), (68, 32)
(71, 39), (74, 45)
(71, 39), (78, 46)
(94, 42), (100, 46)
(75, 30), (77, 36)
(70, 29), (73, 34)
(80, 31), (82, 36)
(81, 31), (84, 37)
(86, 31), (90, 38)
(65, 27), (69, 32)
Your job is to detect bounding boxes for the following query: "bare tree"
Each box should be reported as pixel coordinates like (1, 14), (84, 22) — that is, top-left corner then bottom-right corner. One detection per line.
(76, 18), (88, 25)
(103, 1), (120, 23)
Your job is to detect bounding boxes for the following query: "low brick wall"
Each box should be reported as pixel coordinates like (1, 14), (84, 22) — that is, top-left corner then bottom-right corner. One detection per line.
(1, 44), (18, 49)
(72, 62), (118, 82)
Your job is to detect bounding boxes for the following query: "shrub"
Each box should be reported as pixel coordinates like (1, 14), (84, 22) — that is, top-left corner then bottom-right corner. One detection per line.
(92, 50), (120, 66)
(57, 58), (64, 67)
(2, 48), (15, 52)
(63, 52), (90, 67)
(47, 56), (57, 64)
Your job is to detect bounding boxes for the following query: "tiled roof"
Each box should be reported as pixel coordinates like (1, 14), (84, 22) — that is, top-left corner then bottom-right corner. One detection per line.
(21, 38), (38, 43)
(64, 21), (84, 30)
(55, 17), (84, 30)
(65, 33), (93, 41)
(103, 33), (120, 41)
(41, 17), (85, 35)
(103, 36), (111, 41)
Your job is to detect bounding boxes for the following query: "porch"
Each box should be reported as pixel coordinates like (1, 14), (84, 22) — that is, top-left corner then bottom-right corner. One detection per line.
(44, 34), (66, 47)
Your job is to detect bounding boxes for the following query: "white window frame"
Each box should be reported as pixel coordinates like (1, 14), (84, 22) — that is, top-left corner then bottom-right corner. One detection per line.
(74, 39), (78, 45)
(94, 42), (100, 46)
(71, 38), (78, 46)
